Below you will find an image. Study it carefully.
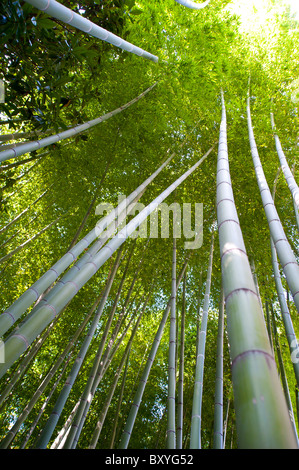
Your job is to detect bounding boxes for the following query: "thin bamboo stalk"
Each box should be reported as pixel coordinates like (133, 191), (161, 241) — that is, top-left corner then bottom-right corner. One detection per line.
(166, 236), (177, 449)
(223, 398), (230, 449)
(175, 0), (211, 9)
(24, 0), (158, 62)
(0, 214), (65, 265)
(50, 401), (80, 449)
(19, 352), (72, 448)
(247, 94), (299, 314)
(33, 247), (124, 448)
(213, 286), (224, 449)
(88, 311), (143, 449)
(176, 271), (186, 449)
(190, 232), (214, 449)
(0, 186), (52, 234)
(0, 149), (211, 379)
(0, 290), (105, 441)
(109, 350), (130, 449)
(0, 148), (173, 336)
(271, 306), (299, 444)
(118, 255), (191, 449)
(270, 238), (299, 388)
(0, 83), (157, 163)
(270, 113), (299, 212)
(64, 252), (147, 449)
(218, 90), (297, 448)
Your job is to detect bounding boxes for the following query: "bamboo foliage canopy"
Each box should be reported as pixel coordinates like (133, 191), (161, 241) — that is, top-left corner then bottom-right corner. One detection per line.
(0, 0), (299, 451)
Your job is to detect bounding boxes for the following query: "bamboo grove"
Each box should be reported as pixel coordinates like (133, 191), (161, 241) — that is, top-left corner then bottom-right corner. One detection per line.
(0, 0), (299, 450)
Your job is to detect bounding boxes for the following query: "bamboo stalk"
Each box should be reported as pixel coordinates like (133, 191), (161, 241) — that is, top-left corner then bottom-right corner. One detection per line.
(176, 271), (187, 449)
(218, 89), (297, 448)
(118, 255), (191, 449)
(33, 247), (124, 448)
(0, 149), (211, 379)
(24, 0), (158, 62)
(64, 252), (147, 449)
(213, 286), (224, 449)
(109, 350), (130, 449)
(271, 305), (299, 444)
(166, 236), (177, 449)
(174, 0), (211, 9)
(247, 94), (299, 314)
(0, 83), (157, 163)
(270, 113), (299, 213)
(0, 214), (65, 265)
(0, 148), (174, 336)
(190, 232), (214, 449)
(88, 311), (143, 449)
(0, 290), (105, 443)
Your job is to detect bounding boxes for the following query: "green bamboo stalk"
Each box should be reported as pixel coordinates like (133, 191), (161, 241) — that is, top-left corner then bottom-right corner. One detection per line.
(118, 255), (191, 449)
(24, 0), (158, 62)
(190, 232), (214, 449)
(166, 236), (177, 449)
(0, 149), (211, 379)
(88, 311), (143, 449)
(270, 113), (299, 213)
(213, 286), (224, 449)
(271, 305), (299, 444)
(176, 271), (186, 449)
(0, 289), (105, 438)
(64, 252), (147, 449)
(218, 90), (297, 448)
(66, 151), (113, 251)
(19, 351), (72, 448)
(0, 214), (65, 265)
(109, 349), (130, 449)
(174, 0), (211, 9)
(100, 291), (148, 379)
(270, 238), (299, 388)
(0, 288), (106, 448)
(33, 247), (124, 449)
(0, 83), (157, 163)
(247, 94), (299, 314)
(0, 315), (60, 409)
(0, 148), (173, 336)
(271, 171), (299, 388)
(50, 401), (80, 449)
(223, 398), (230, 449)
(0, 186), (52, 235)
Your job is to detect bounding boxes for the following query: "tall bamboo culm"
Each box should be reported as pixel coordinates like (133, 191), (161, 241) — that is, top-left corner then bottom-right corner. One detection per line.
(0, 83), (157, 163)
(166, 236), (177, 449)
(190, 232), (214, 449)
(24, 0), (158, 62)
(213, 286), (224, 449)
(118, 255), (191, 449)
(217, 90), (297, 448)
(247, 93), (299, 314)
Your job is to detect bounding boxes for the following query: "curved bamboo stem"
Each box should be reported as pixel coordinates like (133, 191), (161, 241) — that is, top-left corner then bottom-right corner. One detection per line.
(0, 83), (157, 163)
